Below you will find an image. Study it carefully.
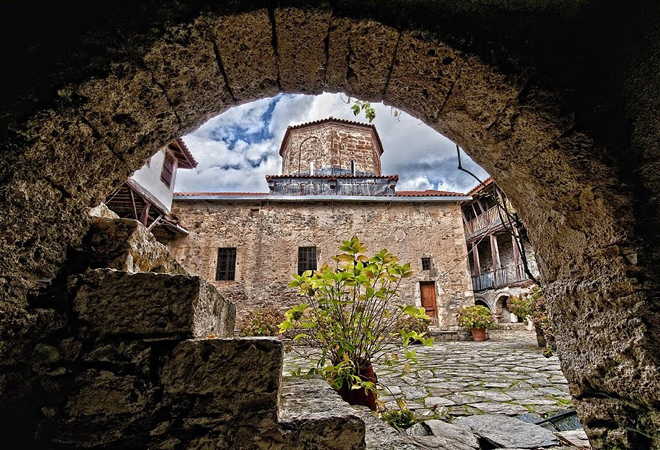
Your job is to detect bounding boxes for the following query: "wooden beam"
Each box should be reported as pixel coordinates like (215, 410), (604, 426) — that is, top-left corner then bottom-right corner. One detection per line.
(472, 242), (481, 276)
(129, 188), (138, 221)
(139, 203), (150, 227)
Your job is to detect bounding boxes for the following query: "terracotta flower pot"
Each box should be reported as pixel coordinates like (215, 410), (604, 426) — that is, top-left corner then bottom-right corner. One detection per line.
(471, 328), (486, 342)
(336, 363), (378, 411)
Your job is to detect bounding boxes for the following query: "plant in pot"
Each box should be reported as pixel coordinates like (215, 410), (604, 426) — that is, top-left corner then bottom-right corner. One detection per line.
(457, 305), (495, 341)
(279, 236), (433, 411)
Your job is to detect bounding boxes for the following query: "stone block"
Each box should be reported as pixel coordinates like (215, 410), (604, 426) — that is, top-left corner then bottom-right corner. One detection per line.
(385, 31), (464, 123)
(51, 369), (155, 448)
(454, 414), (560, 448)
(67, 65), (180, 170)
(275, 7), (332, 93)
(72, 269), (236, 339)
(76, 217), (187, 274)
(161, 338), (282, 421)
(143, 17), (234, 128)
(278, 377), (366, 449)
(209, 9), (279, 102)
(325, 16), (399, 99)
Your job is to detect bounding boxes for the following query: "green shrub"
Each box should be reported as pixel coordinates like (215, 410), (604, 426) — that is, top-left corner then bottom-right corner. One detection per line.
(240, 309), (285, 337)
(381, 408), (416, 431)
(457, 305), (495, 329)
(507, 285), (542, 320)
(396, 315), (430, 345)
(280, 236), (433, 399)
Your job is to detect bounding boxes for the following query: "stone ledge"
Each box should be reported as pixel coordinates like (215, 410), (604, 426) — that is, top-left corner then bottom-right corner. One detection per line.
(75, 217), (187, 274)
(279, 377), (366, 449)
(71, 269), (235, 339)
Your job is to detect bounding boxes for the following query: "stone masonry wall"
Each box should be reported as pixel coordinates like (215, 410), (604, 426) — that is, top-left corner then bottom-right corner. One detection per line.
(168, 200), (473, 329)
(281, 122), (381, 175)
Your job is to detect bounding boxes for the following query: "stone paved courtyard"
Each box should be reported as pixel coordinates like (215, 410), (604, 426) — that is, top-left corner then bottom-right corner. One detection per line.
(283, 330), (573, 422)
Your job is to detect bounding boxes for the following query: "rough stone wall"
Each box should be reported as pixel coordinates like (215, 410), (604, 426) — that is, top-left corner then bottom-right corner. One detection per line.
(282, 122), (381, 175)
(168, 200), (474, 329)
(2, 2), (660, 447)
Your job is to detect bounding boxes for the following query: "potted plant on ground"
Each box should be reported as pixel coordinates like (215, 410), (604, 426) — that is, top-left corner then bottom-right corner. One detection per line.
(279, 236), (433, 411)
(457, 305), (495, 341)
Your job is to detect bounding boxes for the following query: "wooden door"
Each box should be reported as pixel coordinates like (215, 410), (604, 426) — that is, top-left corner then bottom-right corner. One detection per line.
(420, 282), (438, 326)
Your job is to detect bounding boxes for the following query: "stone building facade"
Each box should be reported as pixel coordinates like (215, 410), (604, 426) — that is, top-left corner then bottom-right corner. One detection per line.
(169, 118), (474, 329)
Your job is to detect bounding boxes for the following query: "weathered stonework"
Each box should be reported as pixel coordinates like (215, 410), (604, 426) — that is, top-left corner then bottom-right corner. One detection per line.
(71, 269), (236, 339)
(168, 200), (474, 328)
(74, 217), (187, 274)
(280, 119), (383, 175)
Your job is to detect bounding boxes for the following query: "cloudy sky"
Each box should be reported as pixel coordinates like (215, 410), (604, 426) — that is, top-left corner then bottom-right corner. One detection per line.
(176, 93), (489, 194)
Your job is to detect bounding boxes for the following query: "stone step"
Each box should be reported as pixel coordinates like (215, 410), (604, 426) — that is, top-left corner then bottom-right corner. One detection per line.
(71, 268), (235, 339)
(49, 337), (285, 449)
(74, 216), (186, 274)
(278, 377), (366, 449)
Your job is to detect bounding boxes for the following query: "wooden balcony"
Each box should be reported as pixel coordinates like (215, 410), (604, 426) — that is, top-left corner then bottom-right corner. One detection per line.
(464, 206), (503, 239)
(471, 265), (529, 292)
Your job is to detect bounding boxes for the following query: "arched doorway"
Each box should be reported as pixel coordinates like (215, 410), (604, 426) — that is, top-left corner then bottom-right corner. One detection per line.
(1, 3), (658, 447)
(494, 295), (518, 324)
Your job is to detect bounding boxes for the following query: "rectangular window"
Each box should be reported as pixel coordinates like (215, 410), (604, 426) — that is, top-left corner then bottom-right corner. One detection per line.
(216, 248), (237, 281)
(421, 257), (432, 270)
(298, 246), (317, 275)
(161, 153), (175, 187)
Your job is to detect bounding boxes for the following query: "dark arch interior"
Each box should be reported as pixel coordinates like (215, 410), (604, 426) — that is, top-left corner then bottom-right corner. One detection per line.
(1, 2), (659, 447)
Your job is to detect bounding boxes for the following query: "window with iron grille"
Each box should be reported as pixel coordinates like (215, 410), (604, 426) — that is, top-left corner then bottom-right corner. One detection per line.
(161, 153), (175, 187)
(216, 248), (237, 281)
(298, 246), (317, 275)
(421, 257), (432, 270)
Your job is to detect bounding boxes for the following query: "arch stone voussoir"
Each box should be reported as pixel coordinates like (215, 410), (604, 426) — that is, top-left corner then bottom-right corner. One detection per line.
(275, 7), (332, 94)
(384, 31), (465, 123)
(325, 16), (399, 100)
(142, 18), (235, 130)
(209, 9), (280, 103)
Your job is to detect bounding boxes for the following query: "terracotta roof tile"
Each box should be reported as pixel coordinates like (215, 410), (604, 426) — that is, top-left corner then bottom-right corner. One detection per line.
(278, 117), (384, 156)
(396, 190), (466, 197)
(467, 177), (493, 195)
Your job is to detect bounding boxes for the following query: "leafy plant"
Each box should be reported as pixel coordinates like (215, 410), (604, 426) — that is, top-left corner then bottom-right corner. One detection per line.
(350, 100), (377, 123)
(240, 309), (285, 337)
(396, 314), (431, 345)
(381, 408), (416, 431)
(532, 291), (556, 356)
(507, 293), (537, 322)
(280, 236), (433, 402)
(457, 305), (495, 329)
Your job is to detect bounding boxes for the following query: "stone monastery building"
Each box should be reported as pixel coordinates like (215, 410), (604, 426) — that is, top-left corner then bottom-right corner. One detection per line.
(168, 118), (476, 329)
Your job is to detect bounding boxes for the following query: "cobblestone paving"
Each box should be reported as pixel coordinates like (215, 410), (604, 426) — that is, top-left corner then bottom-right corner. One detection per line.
(283, 330), (572, 422)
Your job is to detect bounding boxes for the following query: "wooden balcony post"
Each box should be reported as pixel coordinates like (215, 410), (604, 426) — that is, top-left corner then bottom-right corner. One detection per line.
(472, 242), (481, 276)
(512, 231), (521, 280)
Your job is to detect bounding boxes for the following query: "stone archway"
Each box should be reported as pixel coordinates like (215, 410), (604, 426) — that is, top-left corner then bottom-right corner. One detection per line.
(1, 2), (659, 447)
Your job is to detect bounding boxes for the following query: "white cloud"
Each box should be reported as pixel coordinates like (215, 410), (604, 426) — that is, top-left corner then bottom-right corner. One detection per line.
(397, 176), (435, 191)
(174, 93), (489, 194)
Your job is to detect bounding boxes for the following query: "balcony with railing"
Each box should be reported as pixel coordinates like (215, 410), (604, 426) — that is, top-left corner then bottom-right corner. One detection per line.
(464, 206), (503, 239)
(471, 264), (529, 292)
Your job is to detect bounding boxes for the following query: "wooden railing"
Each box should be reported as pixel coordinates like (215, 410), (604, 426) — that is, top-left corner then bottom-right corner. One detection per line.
(471, 265), (530, 292)
(464, 206), (503, 238)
